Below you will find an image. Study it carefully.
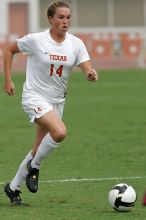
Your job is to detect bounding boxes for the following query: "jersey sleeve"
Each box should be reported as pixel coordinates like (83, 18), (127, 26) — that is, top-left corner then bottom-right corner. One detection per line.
(16, 34), (34, 55)
(75, 38), (90, 66)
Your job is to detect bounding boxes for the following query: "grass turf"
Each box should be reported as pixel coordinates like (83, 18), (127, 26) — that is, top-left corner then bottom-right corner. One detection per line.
(0, 69), (146, 219)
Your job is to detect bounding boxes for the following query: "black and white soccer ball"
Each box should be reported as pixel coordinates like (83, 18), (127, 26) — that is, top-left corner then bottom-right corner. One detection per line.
(108, 183), (137, 212)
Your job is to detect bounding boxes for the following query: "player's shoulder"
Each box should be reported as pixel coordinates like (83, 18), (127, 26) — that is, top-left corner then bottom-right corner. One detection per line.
(28, 30), (48, 40)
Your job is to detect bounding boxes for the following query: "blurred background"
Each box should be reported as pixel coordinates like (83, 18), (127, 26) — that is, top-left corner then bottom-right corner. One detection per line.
(0, 0), (146, 70)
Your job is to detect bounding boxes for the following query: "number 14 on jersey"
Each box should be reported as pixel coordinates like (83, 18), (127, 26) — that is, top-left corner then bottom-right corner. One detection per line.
(50, 64), (63, 77)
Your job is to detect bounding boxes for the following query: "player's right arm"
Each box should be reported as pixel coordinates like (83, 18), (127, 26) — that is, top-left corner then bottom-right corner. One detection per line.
(3, 42), (20, 96)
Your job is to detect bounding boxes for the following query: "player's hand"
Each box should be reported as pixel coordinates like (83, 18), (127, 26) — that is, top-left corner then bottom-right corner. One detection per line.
(86, 68), (99, 82)
(4, 80), (15, 96)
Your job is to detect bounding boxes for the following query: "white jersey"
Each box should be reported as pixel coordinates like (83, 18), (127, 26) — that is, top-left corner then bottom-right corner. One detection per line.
(17, 29), (90, 103)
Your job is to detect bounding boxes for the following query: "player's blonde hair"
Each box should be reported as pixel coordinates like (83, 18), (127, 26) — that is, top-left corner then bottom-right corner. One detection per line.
(47, 1), (71, 18)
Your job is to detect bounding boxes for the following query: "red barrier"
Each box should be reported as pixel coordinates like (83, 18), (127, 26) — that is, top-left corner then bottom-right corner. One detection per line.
(0, 31), (145, 70)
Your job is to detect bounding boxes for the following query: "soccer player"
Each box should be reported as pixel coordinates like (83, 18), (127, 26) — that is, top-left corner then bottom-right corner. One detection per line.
(3, 1), (99, 205)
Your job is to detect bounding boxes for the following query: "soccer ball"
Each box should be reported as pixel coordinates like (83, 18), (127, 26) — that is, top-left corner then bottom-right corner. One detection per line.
(108, 183), (137, 212)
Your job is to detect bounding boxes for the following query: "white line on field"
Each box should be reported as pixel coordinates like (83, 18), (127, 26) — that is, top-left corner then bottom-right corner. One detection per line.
(40, 176), (146, 183)
(0, 176), (145, 185)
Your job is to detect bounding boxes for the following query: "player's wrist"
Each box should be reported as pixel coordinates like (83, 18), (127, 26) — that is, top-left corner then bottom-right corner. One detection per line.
(4, 78), (12, 83)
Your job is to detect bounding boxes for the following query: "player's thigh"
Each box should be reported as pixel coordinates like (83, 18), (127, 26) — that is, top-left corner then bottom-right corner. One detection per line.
(35, 110), (67, 142)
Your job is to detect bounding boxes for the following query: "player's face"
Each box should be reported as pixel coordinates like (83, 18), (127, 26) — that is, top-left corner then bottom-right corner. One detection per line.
(48, 7), (71, 35)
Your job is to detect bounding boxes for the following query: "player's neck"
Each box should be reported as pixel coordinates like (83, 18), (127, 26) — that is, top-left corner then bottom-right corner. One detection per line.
(50, 29), (66, 44)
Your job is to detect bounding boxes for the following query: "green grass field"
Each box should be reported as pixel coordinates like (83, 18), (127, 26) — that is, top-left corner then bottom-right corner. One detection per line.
(0, 69), (146, 220)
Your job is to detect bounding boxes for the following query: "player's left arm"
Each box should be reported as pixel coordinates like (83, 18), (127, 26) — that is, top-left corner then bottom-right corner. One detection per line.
(79, 60), (99, 82)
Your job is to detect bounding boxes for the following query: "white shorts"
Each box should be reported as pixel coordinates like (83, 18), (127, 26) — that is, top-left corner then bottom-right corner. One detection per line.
(22, 92), (64, 123)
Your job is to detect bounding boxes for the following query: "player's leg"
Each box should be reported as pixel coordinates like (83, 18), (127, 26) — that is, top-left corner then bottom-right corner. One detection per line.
(26, 109), (67, 193)
(32, 109), (66, 168)
(4, 125), (47, 205)
(4, 151), (33, 205)
(8, 124), (47, 189)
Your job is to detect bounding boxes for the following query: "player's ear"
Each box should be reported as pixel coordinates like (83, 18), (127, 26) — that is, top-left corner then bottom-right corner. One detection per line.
(48, 16), (53, 24)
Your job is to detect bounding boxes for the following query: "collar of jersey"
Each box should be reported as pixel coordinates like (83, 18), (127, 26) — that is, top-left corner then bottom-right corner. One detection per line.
(47, 29), (69, 46)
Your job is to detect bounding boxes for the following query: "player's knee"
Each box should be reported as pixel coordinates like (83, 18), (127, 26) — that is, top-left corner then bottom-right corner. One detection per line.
(57, 126), (67, 142)
(53, 126), (67, 143)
